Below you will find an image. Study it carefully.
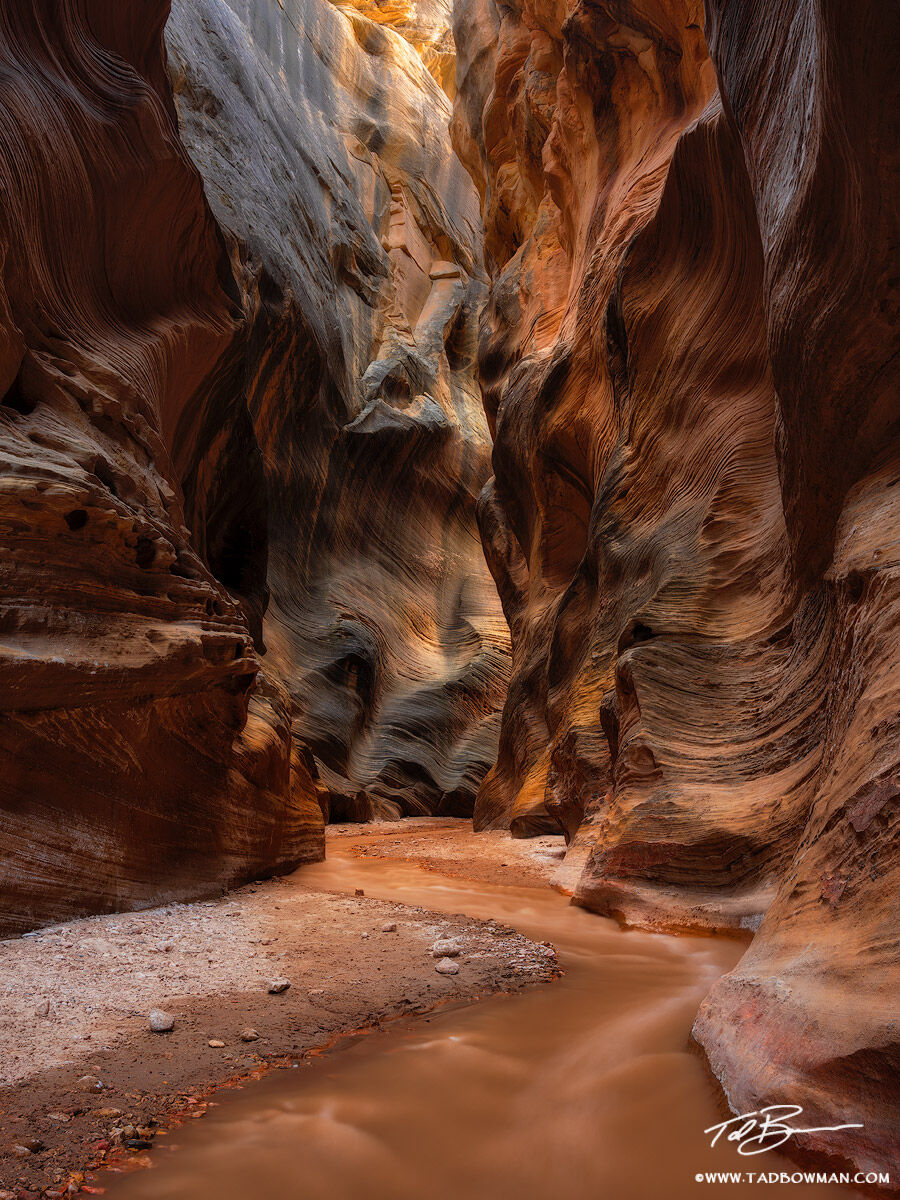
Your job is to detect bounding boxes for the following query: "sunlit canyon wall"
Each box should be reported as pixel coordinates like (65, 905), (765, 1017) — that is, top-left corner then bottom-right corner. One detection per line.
(0, 0), (508, 935)
(451, 0), (898, 1176)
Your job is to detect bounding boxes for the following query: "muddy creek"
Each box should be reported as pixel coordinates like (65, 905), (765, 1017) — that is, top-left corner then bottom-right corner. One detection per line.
(105, 831), (848, 1199)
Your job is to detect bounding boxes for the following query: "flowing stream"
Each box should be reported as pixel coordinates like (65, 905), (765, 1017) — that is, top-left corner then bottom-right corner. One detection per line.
(105, 831), (848, 1199)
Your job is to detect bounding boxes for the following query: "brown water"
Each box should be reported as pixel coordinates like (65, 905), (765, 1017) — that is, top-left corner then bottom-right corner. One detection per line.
(105, 836), (849, 1200)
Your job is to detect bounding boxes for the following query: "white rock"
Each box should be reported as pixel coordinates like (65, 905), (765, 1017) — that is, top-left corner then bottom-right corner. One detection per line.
(434, 957), (459, 976)
(268, 978), (291, 994)
(148, 1009), (175, 1033)
(431, 939), (461, 957)
(381, 922), (397, 933)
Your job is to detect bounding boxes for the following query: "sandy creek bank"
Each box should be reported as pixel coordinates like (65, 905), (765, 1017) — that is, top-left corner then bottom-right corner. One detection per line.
(0, 822), (558, 1197)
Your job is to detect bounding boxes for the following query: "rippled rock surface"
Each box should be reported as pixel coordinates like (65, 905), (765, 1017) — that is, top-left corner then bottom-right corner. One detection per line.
(452, 0), (898, 1174)
(0, 0), (507, 934)
(166, 0), (509, 823)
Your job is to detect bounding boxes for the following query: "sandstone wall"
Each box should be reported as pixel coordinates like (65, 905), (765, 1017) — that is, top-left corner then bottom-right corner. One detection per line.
(0, 0), (321, 936)
(452, 0), (898, 1174)
(166, 0), (509, 822)
(0, 0), (508, 934)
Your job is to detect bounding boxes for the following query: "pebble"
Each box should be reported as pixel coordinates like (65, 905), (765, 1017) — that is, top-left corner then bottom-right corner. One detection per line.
(11, 1144), (33, 1158)
(208, 1039), (225, 1048)
(308, 988), (325, 998)
(110, 1124), (138, 1144)
(434, 957), (460, 976)
(46, 1112), (71, 1123)
(268, 978), (291, 994)
(240, 1028), (259, 1042)
(148, 1009), (175, 1033)
(77, 1075), (103, 1092)
(21, 1138), (44, 1153)
(95, 1108), (122, 1118)
(431, 939), (461, 958)
(354, 888), (365, 897)
(381, 922), (397, 933)
(35, 998), (50, 1017)
(361, 931), (369, 939)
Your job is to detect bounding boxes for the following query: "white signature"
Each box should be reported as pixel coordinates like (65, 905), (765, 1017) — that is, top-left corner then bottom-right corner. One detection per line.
(705, 1105), (863, 1156)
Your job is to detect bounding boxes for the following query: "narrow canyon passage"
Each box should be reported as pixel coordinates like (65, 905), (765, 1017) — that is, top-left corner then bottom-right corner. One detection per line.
(103, 827), (848, 1200)
(0, 0), (896, 1193)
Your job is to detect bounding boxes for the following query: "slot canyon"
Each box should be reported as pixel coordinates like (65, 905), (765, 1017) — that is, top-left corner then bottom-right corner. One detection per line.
(0, 0), (897, 1197)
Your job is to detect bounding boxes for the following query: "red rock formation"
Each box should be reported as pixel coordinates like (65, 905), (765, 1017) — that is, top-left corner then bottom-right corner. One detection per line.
(0, 0), (506, 934)
(0, 0), (323, 937)
(453, 0), (898, 1176)
(694, 0), (900, 1177)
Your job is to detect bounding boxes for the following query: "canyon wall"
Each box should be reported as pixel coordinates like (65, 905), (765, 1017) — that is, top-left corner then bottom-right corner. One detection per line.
(165, 0), (508, 825)
(452, 0), (898, 1176)
(0, 0), (317, 936)
(0, 0), (507, 935)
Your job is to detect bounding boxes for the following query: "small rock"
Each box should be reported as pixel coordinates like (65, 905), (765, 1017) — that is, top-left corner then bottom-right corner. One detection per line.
(240, 1028), (259, 1042)
(434, 957), (460, 976)
(361, 931), (369, 939)
(77, 1075), (103, 1092)
(162, 942), (174, 953)
(381, 922), (397, 933)
(21, 1138), (44, 1153)
(95, 1107), (122, 1118)
(46, 1112), (71, 1123)
(35, 999), (50, 1018)
(308, 988), (325, 998)
(490, 926), (513, 937)
(208, 1039), (225, 1048)
(148, 1009), (175, 1033)
(354, 888), (365, 897)
(268, 978), (291, 994)
(110, 1124), (137, 1144)
(11, 1144), (34, 1157)
(431, 939), (461, 958)
(126, 1139), (153, 1151)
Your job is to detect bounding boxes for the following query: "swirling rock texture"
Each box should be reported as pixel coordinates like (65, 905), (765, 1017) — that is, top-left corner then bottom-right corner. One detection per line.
(453, 0), (898, 1178)
(0, 0), (507, 935)
(0, 0), (320, 937)
(165, 0), (508, 823)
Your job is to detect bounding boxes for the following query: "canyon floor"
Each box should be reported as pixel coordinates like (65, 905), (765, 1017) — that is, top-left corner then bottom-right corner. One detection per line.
(0, 823), (867, 1199)
(0, 823), (559, 1198)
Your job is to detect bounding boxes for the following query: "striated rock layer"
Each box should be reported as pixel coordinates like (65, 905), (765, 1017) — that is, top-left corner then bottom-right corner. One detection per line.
(0, 0), (320, 936)
(452, 0), (898, 1177)
(0, 0), (507, 935)
(166, 0), (509, 823)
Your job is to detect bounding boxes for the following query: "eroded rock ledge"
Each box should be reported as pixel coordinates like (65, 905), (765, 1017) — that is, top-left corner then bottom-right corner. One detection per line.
(0, 0), (508, 935)
(451, 0), (898, 1177)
